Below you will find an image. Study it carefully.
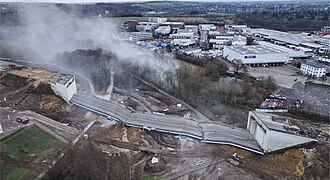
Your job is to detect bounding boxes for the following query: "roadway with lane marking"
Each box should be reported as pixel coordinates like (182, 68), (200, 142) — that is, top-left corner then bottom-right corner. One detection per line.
(71, 93), (263, 154)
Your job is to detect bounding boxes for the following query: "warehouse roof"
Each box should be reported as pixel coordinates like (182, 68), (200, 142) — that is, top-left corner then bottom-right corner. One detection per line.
(226, 45), (287, 55)
(252, 28), (315, 45)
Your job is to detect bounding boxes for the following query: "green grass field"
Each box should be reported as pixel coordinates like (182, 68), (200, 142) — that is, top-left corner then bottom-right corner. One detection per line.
(1, 125), (62, 160)
(4, 168), (30, 180)
(0, 125), (63, 180)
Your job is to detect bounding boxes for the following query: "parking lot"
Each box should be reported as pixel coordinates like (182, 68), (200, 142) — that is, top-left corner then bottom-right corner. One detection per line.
(0, 107), (31, 138)
(248, 65), (307, 89)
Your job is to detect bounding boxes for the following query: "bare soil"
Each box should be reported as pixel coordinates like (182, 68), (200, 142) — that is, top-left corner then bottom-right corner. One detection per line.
(0, 70), (90, 129)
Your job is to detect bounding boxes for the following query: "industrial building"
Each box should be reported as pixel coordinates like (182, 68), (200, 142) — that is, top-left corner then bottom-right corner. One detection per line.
(257, 41), (307, 58)
(231, 35), (247, 46)
(184, 25), (198, 35)
(300, 62), (327, 77)
(148, 17), (167, 24)
(155, 26), (171, 35)
(247, 111), (316, 153)
(225, 24), (248, 31)
(223, 45), (290, 66)
(198, 24), (216, 31)
(171, 39), (196, 47)
(51, 75), (77, 103)
(318, 56), (330, 64)
(160, 22), (185, 29)
(136, 22), (159, 32)
(169, 32), (196, 39)
(252, 28), (316, 46)
(251, 28), (330, 52)
(209, 39), (228, 49)
(321, 26), (330, 33)
(129, 32), (153, 41)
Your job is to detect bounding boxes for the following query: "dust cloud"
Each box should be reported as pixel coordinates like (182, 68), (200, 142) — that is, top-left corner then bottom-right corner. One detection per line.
(1, 3), (175, 91)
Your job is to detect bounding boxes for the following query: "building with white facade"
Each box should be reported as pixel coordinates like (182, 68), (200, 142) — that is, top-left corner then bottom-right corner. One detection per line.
(225, 24), (248, 31)
(171, 39), (196, 47)
(155, 26), (171, 35)
(257, 41), (307, 58)
(136, 22), (159, 32)
(231, 35), (247, 46)
(148, 17), (167, 24)
(51, 75), (77, 103)
(184, 25), (198, 35)
(318, 56), (330, 64)
(247, 111), (316, 153)
(223, 45), (290, 66)
(199, 24), (216, 31)
(209, 39), (228, 49)
(161, 22), (185, 29)
(251, 28), (330, 51)
(169, 32), (195, 39)
(300, 62), (327, 77)
(321, 26), (330, 33)
(129, 32), (153, 41)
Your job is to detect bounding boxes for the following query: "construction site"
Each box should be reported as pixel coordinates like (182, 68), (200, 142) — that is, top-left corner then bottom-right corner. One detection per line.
(0, 59), (329, 180)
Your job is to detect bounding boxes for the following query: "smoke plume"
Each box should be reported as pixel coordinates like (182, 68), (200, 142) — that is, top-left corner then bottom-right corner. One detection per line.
(1, 3), (175, 92)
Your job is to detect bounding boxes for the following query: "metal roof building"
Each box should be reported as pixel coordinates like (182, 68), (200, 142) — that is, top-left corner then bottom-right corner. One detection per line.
(223, 45), (290, 66)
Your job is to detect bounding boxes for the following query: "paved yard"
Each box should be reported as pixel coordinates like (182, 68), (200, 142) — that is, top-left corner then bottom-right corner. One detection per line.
(248, 65), (307, 89)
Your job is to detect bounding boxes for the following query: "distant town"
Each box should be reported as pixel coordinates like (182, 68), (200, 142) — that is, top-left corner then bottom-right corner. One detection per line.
(0, 1), (329, 180)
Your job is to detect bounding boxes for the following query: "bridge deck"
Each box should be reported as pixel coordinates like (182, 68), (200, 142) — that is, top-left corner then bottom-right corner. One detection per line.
(71, 93), (263, 154)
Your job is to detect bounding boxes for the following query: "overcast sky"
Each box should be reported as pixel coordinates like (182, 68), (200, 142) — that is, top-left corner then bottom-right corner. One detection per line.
(1, 0), (298, 3)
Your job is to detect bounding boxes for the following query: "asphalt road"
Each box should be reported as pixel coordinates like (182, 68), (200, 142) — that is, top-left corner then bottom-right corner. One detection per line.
(71, 93), (263, 154)
(0, 58), (262, 154)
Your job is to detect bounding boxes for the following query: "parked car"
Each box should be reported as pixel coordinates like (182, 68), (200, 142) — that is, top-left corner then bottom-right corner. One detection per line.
(16, 118), (29, 124)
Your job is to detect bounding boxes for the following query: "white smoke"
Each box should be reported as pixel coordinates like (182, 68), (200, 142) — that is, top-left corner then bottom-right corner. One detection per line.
(2, 4), (175, 77)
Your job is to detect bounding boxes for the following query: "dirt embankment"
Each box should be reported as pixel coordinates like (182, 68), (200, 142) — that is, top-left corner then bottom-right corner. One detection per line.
(217, 142), (329, 180)
(0, 72), (69, 121)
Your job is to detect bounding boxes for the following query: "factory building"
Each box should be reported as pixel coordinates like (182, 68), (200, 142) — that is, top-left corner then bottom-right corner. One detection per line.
(171, 39), (196, 47)
(251, 28), (330, 53)
(148, 17), (167, 24)
(129, 32), (153, 41)
(300, 62), (327, 77)
(169, 32), (196, 39)
(231, 35), (247, 46)
(225, 25), (249, 34)
(257, 41), (307, 58)
(51, 75), (77, 103)
(247, 111), (316, 153)
(252, 28), (315, 46)
(155, 26), (171, 35)
(321, 26), (330, 33)
(223, 45), (290, 66)
(184, 25), (198, 35)
(209, 39), (228, 49)
(136, 22), (159, 32)
(161, 22), (185, 29)
(198, 24), (216, 31)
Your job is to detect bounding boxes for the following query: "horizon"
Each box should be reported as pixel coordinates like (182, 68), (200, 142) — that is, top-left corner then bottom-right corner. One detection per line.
(1, 0), (327, 4)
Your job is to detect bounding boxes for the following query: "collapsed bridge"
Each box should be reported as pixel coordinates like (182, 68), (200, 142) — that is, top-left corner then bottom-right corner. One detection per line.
(1, 58), (263, 154)
(71, 93), (263, 154)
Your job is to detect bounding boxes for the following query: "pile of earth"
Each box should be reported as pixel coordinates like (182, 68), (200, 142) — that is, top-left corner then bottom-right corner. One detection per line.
(0, 72), (69, 121)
